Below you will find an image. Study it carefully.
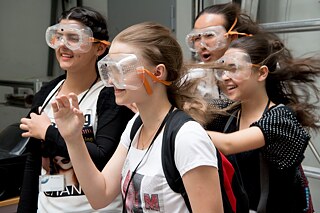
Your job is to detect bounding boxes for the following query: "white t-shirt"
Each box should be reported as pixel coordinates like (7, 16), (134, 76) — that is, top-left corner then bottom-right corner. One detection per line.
(120, 113), (218, 212)
(37, 80), (122, 213)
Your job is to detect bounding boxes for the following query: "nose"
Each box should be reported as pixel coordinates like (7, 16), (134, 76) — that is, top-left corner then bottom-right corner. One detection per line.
(56, 36), (68, 48)
(222, 70), (230, 78)
(196, 41), (208, 52)
(199, 40), (207, 47)
(220, 70), (231, 81)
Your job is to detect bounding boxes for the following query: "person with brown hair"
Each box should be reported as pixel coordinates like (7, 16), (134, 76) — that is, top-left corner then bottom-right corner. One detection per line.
(51, 22), (223, 213)
(206, 33), (320, 212)
(185, 2), (262, 101)
(18, 6), (134, 212)
(187, 2), (261, 63)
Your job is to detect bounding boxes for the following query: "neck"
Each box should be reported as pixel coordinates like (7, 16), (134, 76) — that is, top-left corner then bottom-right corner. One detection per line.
(140, 102), (172, 129)
(239, 94), (270, 128)
(60, 72), (98, 95)
(137, 101), (172, 150)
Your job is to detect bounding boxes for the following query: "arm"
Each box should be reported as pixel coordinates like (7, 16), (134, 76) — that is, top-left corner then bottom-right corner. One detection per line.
(42, 87), (134, 170)
(207, 127), (265, 155)
(18, 80), (61, 212)
(17, 138), (42, 213)
(52, 93), (126, 209)
(176, 121), (223, 212)
(183, 166), (223, 213)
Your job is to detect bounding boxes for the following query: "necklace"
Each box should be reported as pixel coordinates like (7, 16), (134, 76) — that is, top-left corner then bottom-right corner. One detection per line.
(138, 122), (162, 149)
(40, 75), (99, 114)
(123, 105), (174, 212)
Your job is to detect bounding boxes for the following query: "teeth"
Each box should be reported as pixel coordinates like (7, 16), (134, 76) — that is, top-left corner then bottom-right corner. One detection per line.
(227, 86), (236, 90)
(62, 54), (72, 58)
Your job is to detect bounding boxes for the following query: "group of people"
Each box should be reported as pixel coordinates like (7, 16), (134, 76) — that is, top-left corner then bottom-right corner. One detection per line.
(16, 2), (320, 213)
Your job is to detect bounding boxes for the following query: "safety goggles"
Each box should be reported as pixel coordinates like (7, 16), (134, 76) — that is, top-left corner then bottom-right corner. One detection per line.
(214, 51), (260, 81)
(185, 18), (252, 53)
(45, 23), (110, 53)
(98, 53), (171, 95)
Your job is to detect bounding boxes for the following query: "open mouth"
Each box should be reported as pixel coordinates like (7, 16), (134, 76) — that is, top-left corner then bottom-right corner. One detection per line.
(201, 53), (211, 61)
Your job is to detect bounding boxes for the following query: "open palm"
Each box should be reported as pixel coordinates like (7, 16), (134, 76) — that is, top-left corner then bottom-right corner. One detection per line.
(52, 93), (85, 142)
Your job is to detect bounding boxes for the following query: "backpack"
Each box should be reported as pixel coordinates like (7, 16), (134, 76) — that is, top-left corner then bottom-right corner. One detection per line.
(130, 109), (249, 213)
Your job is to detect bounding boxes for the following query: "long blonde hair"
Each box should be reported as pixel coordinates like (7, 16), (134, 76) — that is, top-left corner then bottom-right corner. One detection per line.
(114, 22), (215, 125)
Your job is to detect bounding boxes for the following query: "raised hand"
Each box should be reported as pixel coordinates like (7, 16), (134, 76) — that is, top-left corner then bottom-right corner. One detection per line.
(51, 93), (85, 143)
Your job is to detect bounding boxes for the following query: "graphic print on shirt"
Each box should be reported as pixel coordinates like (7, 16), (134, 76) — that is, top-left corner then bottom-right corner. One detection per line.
(44, 111), (94, 197)
(123, 170), (164, 212)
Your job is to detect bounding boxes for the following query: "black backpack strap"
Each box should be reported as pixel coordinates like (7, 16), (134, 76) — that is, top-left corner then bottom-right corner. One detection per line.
(257, 153), (269, 213)
(161, 109), (194, 212)
(128, 115), (142, 151)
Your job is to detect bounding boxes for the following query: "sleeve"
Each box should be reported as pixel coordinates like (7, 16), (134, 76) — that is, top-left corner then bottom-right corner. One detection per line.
(250, 105), (310, 170)
(174, 121), (218, 177)
(42, 87), (135, 170)
(206, 98), (238, 132)
(17, 75), (66, 212)
(17, 138), (42, 213)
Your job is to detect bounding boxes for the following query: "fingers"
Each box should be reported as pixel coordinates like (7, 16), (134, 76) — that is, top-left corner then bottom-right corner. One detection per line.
(19, 123), (28, 131)
(20, 118), (31, 138)
(69, 93), (79, 109)
(53, 93), (79, 112)
(56, 94), (71, 108)
(51, 101), (59, 113)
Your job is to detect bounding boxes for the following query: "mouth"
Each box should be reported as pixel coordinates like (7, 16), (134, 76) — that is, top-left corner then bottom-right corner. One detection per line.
(114, 88), (126, 94)
(60, 53), (74, 59)
(226, 85), (237, 90)
(199, 51), (212, 62)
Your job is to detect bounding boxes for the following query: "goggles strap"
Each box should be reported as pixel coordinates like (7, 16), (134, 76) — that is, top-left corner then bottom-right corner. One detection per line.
(144, 69), (172, 86)
(225, 17), (253, 38)
(89, 37), (111, 46)
(142, 69), (172, 95)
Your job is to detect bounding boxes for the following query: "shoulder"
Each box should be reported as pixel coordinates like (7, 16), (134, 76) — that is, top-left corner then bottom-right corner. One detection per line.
(252, 104), (310, 169)
(265, 104), (296, 118)
(175, 120), (218, 176)
(253, 104), (305, 131)
(253, 104), (310, 140)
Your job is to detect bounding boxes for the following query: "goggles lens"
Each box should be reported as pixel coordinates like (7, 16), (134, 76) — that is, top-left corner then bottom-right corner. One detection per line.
(185, 26), (228, 52)
(45, 23), (94, 53)
(98, 54), (145, 90)
(215, 52), (254, 81)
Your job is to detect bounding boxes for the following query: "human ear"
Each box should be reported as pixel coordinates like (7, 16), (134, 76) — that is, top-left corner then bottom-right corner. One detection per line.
(96, 43), (108, 56)
(154, 64), (166, 79)
(258, 65), (269, 81)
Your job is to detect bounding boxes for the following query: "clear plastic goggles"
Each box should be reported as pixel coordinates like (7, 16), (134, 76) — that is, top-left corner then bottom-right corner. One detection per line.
(215, 51), (259, 81)
(185, 26), (228, 52)
(98, 53), (171, 95)
(45, 23), (109, 53)
(186, 18), (252, 53)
